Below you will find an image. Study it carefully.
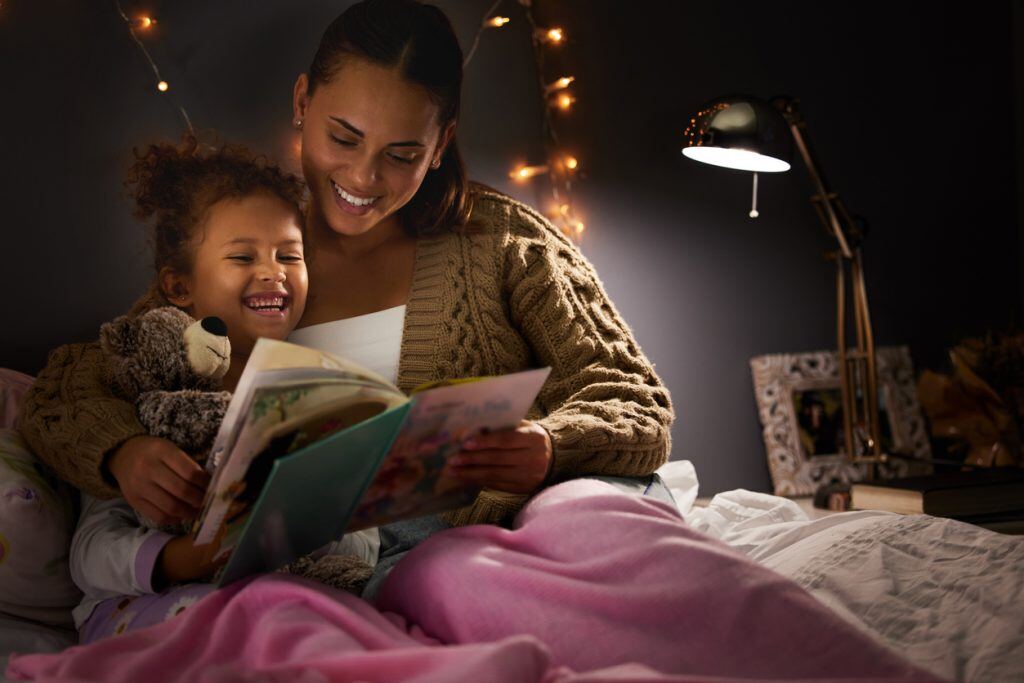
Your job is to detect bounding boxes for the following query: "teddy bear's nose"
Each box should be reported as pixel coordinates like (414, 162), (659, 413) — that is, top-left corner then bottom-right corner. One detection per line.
(200, 316), (228, 337)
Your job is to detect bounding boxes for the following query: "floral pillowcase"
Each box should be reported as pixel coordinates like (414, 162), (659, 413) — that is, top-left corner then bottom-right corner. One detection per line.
(0, 370), (81, 628)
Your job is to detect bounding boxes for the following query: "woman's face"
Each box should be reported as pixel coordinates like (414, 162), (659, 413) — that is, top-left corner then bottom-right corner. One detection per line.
(294, 59), (454, 238)
(164, 194), (308, 357)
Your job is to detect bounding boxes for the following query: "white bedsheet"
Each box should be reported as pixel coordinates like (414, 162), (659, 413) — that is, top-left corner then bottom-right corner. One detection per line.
(664, 468), (1024, 683)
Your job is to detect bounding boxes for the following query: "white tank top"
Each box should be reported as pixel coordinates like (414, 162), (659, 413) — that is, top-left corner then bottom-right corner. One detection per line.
(286, 305), (407, 566)
(288, 305), (406, 385)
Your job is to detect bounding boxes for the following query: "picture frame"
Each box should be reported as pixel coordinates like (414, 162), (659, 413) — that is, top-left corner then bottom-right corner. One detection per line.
(750, 346), (932, 496)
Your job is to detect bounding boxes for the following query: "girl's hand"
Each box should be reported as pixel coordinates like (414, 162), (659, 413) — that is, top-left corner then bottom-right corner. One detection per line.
(155, 534), (226, 587)
(105, 435), (210, 526)
(446, 420), (553, 494)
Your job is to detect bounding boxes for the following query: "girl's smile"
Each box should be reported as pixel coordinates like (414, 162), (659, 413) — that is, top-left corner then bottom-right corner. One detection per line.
(163, 193), (309, 357)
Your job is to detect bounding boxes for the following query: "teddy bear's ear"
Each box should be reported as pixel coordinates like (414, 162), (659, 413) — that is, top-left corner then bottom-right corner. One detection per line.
(99, 315), (136, 358)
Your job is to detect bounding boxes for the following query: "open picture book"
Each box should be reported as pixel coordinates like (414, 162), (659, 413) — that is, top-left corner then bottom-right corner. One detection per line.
(191, 338), (550, 586)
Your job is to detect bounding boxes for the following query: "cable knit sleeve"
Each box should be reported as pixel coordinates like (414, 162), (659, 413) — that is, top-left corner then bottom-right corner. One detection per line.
(17, 342), (145, 499)
(501, 202), (674, 483)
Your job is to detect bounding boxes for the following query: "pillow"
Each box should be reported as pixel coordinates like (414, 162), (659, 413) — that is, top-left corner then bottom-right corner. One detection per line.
(0, 369), (34, 430)
(0, 429), (81, 627)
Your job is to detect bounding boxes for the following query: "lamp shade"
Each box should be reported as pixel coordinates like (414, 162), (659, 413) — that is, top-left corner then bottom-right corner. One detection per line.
(682, 96), (792, 173)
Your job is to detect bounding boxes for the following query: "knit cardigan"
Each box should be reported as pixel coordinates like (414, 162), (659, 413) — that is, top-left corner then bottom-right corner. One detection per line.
(18, 189), (674, 526)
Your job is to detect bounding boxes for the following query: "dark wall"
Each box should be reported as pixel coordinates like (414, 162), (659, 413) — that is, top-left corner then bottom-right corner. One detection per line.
(2, 1), (1019, 495)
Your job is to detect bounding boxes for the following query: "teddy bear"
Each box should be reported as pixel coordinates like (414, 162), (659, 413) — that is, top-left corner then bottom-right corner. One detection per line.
(99, 306), (372, 594)
(100, 306), (233, 465)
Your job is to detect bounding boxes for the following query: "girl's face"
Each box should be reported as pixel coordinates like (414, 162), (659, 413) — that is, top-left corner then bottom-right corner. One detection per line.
(293, 59), (455, 238)
(164, 194), (308, 357)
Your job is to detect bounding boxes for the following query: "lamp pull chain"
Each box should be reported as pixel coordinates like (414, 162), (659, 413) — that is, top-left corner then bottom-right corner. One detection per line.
(749, 172), (760, 218)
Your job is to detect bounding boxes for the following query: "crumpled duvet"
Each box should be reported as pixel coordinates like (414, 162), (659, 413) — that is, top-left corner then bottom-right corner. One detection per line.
(7, 480), (941, 683)
(689, 489), (1024, 682)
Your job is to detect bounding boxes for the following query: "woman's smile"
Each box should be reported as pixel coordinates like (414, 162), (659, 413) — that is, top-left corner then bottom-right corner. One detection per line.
(331, 180), (381, 215)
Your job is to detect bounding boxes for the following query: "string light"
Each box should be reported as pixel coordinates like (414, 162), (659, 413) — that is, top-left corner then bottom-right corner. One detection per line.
(130, 16), (156, 30)
(464, 0), (586, 240)
(536, 27), (564, 44)
(544, 76), (574, 95)
(510, 164), (549, 181)
(113, 1), (194, 134)
(552, 92), (576, 111)
(463, 0), (507, 67)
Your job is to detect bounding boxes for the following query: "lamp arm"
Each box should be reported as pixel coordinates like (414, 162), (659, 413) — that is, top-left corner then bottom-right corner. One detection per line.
(773, 98), (885, 469)
(774, 98), (858, 259)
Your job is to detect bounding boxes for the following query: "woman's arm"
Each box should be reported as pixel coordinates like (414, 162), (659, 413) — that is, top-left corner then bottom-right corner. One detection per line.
(18, 342), (146, 499)
(18, 342), (209, 524)
(502, 202), (674, 484)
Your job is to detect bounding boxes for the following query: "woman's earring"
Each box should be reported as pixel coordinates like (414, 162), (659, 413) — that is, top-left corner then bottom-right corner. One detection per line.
(293, 118), (303, 129)
(430, 158), (441, 169)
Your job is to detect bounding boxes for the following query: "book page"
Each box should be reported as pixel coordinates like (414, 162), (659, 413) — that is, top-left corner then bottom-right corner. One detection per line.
(346, 367), (551, 530)
(195, 376), (406, 543)
(206, 339), (398, 474)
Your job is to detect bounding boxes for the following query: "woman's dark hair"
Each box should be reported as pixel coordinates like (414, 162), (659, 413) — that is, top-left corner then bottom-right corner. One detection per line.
(125, 136), (306, 316)
(307, 0), (472, 235)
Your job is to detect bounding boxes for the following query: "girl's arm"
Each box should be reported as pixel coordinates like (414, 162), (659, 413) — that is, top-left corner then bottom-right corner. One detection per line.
(19, 342), (209, 524)
(71, 495), (224, 605)
(70, 494), (175, 601)
(18, 342), (146, 499)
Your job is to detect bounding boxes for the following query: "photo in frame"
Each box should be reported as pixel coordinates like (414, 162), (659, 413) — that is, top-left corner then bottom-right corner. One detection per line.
(750, 346), (932, 496)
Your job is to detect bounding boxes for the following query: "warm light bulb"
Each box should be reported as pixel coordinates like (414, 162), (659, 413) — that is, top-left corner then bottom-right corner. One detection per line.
(559, 204), (570, 215)
(554, 93), (575, 111)
(157, 80), (169, 92)
(564, 156), (578, 170)
(486, 16), (510, 28)
(131, 16), (157, 30)
(509, 164), (548, 181)
(547, 28), (564, 43)
(574, 220), (585, 234)
(544, 76), (575, 95)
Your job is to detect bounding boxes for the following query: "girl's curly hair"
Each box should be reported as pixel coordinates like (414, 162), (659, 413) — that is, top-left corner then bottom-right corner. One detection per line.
(126, 136), (306, 316)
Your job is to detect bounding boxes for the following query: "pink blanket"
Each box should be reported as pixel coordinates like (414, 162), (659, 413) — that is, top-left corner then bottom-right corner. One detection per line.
(8, 480), (943, 683)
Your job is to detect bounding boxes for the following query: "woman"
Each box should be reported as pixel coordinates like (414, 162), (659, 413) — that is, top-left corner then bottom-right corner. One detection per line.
(19, 0), (673, 586)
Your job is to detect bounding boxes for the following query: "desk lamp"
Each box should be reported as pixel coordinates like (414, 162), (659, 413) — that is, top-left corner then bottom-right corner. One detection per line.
(682, 96), (885, 477)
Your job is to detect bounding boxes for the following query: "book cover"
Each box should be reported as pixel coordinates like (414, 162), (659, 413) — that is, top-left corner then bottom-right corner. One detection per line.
(190, 339), (550, 584)
(851, 467), (1024, 517)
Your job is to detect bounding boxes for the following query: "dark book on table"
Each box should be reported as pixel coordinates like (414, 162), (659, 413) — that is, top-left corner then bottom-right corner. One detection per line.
(850, 467), (1024, 517)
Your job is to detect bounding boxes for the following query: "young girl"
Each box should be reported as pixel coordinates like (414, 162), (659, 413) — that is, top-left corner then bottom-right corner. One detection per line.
(67, 139), (309, 642)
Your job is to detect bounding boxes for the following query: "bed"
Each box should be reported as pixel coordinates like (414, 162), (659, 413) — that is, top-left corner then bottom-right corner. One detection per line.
(1, 367), (1022, 682)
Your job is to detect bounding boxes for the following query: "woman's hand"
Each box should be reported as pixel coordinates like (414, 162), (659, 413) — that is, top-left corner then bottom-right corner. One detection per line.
(446, 420), (553, 494)
(105, 435), (210, 526)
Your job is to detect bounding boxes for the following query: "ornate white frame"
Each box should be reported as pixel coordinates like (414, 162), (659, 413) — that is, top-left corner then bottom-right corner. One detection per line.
(750, 346), (932, 496)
